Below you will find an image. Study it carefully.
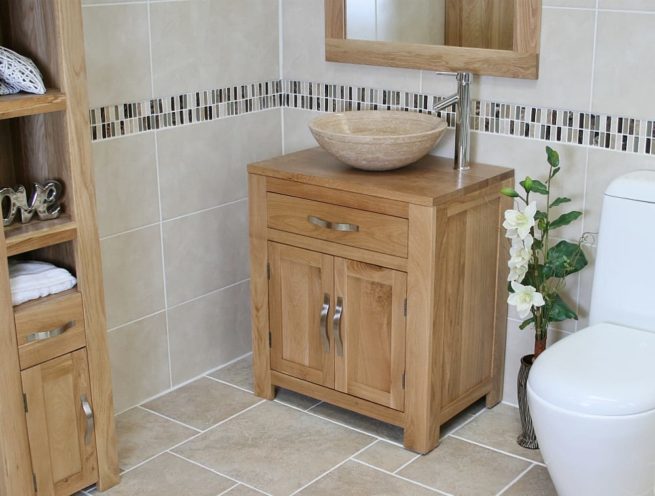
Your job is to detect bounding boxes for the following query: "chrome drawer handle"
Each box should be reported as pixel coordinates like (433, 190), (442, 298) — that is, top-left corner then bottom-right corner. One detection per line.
(333, 296), (344, 357)
(26, 320), (75, 343)
(308, 215), (359, 232)
(320, 293), (331, 353)
(81, 394), (94, 445)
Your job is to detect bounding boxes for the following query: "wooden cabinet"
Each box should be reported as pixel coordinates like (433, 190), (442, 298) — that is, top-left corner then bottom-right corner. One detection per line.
(268, 243), (407, 410)
(22, 350), (98, 496)
(249, 148), (514, 453)
(0, 1), (119, 494)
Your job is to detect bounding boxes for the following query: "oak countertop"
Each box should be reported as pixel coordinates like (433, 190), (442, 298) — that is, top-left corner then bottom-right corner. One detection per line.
(248, 147), (514, 207)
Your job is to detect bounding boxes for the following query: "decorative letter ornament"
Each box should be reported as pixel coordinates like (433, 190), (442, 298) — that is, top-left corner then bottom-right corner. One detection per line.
(1, 180), (62, 227)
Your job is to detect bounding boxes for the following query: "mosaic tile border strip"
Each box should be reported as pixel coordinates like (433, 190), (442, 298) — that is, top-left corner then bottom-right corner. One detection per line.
(90, 78), (655, 158)
(284, 80), (655, 157)
(89, 80), (283, 141)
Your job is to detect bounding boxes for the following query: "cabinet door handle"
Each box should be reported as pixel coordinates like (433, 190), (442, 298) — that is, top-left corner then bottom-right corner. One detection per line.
(308, 215), (359, 232)
(320, 293), (331, 353)
(26, 320), (75, 343)
(81, 394), (94, 445)
(333, 296), (344, 357)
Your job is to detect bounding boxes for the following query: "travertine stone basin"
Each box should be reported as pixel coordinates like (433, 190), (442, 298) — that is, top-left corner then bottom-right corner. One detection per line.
(308, 110), (448, 171)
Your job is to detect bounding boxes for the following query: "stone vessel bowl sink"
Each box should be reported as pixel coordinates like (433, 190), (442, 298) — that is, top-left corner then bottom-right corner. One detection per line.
(308, 110), (448, 171)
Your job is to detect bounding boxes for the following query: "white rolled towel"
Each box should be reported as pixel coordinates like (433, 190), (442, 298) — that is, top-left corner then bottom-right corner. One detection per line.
(9, 260), (77, 306)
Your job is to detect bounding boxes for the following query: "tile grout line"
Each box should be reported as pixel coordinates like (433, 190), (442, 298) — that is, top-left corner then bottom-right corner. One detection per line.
(204, 375), (255, 395)
(136, 405), (202, 433)
(448, 434), (546, 467)
(392, 453), (422, 474)
(168, 451), (273, 496)
(351, 458), (453, 496)
(166, 277), (250, 312)
(162, 197), (248, 224)
(286, 439), (379, 496)
(495, 463), (536, 496)
(216, 482), (241, 496)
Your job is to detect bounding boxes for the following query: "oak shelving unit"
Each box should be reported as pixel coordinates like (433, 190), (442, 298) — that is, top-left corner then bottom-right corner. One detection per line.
(0, 1), (119, 495)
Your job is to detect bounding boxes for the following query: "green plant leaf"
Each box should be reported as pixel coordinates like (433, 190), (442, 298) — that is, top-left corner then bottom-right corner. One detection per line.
(549, 211), (582, 230)
(519, 317), (535, 330)
(546, 146), (560, 168)
(548, 294), (578, 322)
(543, 241), (588, 278)
(500, 187), (520, 198)
(520, 177), (534, 193)
(530, 180), (549, 195)
(551, 167), (561, 179)
(550, 197), (571, 208)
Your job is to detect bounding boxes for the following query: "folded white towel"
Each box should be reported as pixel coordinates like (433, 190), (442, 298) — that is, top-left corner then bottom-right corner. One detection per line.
(9, 260), (77, 306)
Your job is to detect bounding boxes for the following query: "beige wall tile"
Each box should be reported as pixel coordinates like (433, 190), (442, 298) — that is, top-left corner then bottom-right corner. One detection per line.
(82, 4), (152, 108)
(282, 0), (421, 91)
(298, 461), (435, 495)
(108, 313), (170, 413)
(477, 8), (594, 110)
(584, 148), (655, 233)
(157, 109), (282, 220)
(576, 243), (597, 329)
(168, 280), (251, 384)
(103, 453), (233, 496)
(162, 200), (249, 306)
(93, 133), (160, 237)
(101, 225), (166, 329)
(115, 407), (196, 470)
(143, 377), (260, 430)
(599, 0), (655, 10)
(593, 12), (655, 119)
(150, 0), (279, 97)
(398, 437), (530, 495)
(543, 0), (595, 6)
(173, 401), (373, 495)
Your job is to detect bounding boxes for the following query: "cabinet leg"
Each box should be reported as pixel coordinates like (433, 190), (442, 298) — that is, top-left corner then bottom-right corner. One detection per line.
(485, 388), (502, 409)
(254, 383), (276, 400)
(402, 423), (440, 454)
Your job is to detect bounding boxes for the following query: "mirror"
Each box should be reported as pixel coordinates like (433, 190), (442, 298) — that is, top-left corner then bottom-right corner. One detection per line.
(325, 0), (541, 79)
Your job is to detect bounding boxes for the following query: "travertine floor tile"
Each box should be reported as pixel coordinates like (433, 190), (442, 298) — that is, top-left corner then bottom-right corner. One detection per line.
(310, 402), (404, 443)
(297, 460), (435, 495)
(398, 437), (531, 496)
(354, 440), (417, 473)
(102, 453), (233, 496)
(502, 465), (557, 496)
(116, 407), (196, 470)
(209, 355), (253, 391)
(274, 388), (321, 410)
(454, 404), (543, 462)
(173, 401), (374, 496)
(143, 377), (260, 430)
(223, 484), (267, 495)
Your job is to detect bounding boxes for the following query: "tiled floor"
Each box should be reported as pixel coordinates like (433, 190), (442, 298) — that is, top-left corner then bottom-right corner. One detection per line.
(82, 355), (557, 496)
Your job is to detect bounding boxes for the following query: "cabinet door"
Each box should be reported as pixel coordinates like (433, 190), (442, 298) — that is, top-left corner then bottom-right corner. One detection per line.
(268, 243), (335, 387)
(334, 258), (407, 411)
(21, 349), (97, 496)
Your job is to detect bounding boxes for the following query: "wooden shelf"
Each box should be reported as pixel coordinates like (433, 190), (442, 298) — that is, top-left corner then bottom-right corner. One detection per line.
(0, 90), (66, 120)
(4, 214), (77, 256)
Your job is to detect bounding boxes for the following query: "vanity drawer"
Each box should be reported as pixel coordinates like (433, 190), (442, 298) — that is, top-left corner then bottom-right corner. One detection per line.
(267, 193), (408, 257)
(14, 290), (86, 370)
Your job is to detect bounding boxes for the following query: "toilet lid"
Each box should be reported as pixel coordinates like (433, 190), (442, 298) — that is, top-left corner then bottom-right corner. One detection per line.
(528, 323), (655, 416)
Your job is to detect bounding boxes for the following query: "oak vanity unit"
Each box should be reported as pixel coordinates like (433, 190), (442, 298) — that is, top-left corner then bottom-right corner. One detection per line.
(0, 1), (119, 495)
(248, 147), (514, 453)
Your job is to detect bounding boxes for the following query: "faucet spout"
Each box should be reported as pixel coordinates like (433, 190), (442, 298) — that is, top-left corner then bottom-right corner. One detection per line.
(432, 72), (472, 171)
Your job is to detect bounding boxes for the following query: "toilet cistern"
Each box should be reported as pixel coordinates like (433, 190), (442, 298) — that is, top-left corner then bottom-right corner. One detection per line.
(432, 72), (472, 171)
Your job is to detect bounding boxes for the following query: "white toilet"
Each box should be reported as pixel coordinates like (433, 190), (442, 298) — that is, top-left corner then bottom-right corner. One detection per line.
(527, 170), (655, 496)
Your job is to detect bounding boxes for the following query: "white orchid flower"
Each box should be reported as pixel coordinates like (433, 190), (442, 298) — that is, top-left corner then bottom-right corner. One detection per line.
(503, 202), (537, 240)
(508, 264), (528, 283)
(509, 235), (533, 269)
(508, 281), (545, 319)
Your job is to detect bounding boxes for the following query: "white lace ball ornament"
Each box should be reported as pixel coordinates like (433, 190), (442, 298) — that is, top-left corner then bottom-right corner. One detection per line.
(0, 47), (46, 95)
(0, 79), (20, 96)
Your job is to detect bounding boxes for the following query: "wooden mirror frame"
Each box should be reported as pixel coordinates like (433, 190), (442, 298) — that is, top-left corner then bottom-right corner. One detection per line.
(325, 0), (541, 79)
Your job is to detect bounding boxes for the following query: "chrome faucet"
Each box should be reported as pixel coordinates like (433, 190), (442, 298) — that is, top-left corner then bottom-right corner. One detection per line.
(433, 72), (472, 171)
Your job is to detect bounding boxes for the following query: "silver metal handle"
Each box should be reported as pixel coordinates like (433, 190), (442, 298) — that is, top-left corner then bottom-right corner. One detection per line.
(333, 297), (344, 357)
(320, 293), (330, 353)
(308, 215), (359, 233)
(26, 320), (75, 343)
(81, 395), (94, 445)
